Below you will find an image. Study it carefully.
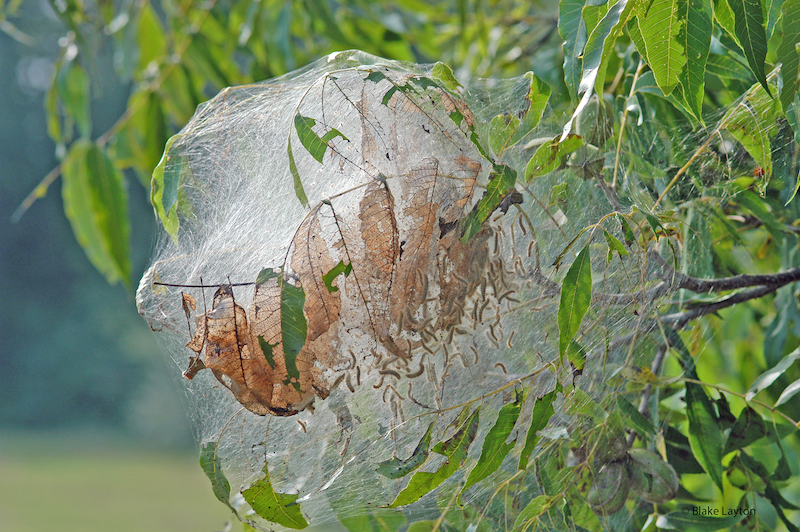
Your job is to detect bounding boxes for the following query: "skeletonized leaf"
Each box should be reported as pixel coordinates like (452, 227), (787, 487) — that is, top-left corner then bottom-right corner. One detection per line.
(745, 347), (800, 401)
(321, 260), (352, 293)
(558, 243), (592, 358)
(519, 386), (559, 470)
(376, 420), (436, 479)
(639, 0), (687, 96)
(388, 407), (480, 507)
(461, 389), (524, 496)
(242, 464), (309, 529)
(728, 0), (770, 94)
(199, 441), (235, 512)
(62, 140), (131, 287)
(685, 382), (724, 490)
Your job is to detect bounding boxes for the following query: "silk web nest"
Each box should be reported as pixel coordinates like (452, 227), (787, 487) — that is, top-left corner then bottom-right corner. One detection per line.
(137, 51), (666, 530)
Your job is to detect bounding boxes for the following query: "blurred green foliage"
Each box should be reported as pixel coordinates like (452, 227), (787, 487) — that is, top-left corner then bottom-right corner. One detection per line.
(7, 0), (800, 529)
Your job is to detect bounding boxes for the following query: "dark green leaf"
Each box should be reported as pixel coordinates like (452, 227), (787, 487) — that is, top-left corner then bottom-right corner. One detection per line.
(678, 0), (712, 119)
(280, 279), (307, 388)
(322, 260), (352, 293)
(376, 420), (435, 479)
(765, 484), (800, 532)
(242, 464), (309, 529)
(729, 0), (770, 94)
(389, 407), (480, 507)
(723, 406), (768, 454)
(775, 377), (800, 406)
(62, 140), (131, 287)
(558, 243), (592, 358)
(656, 510), (745, 530)
(524, 134), (584, 181)
(777, 0), (800, 115)
(199, 441), (235, 512)
(519, 386), (559, 470)
(745, 347), (800, 401)
(616, 394), (656, 436)
(559, 0), (588, 101)
(461, 164), (518, 241)
(639, 0), (687, 96)
(685, 382), (724, 490)
(461, 390), (524, 495)
(520, 71), (551, 130)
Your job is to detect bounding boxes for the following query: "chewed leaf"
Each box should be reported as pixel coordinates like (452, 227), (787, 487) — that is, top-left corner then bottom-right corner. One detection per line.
(322, 260), (352, 293)
(524, 134), (583, 181)
(523, 71), (550, 128)
(242, 464), (309, 529)
(288, 136), (309, 207)
(199, 441), (234, 512)
(461, 163), (518, 241)
(461, 389), (524, 497)
(489, 113), (520, 155)
(745, 347), (800, 401)
(376, 420), (435, 479)
(558, 243), (592, 358)
(151, 133), (182, 240)
(294, 114), (348, 163)
(389, 407), (480, 507)
(431, 61), (460, 91)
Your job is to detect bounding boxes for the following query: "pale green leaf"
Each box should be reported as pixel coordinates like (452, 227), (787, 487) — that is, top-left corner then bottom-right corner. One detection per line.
(489, 113), (521, 155)
(775, 377), (800, 406)
(150, 133), (181, 241)
(199, 441), (235, 512)
(511, 495), (555, 532)
(525, 134), (584, 181)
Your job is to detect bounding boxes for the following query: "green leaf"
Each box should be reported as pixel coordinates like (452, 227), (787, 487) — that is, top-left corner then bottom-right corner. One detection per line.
(519, 386), (559, 470)
(721, 83), (780, 182)
(288, 136), (309, 207)
(558, 243), (592, 358)
(376, 420), (436, 479)
(56, 60), (91, 139)
(778, 0), (800, 114)
(639, 0), (687, 96)
(565, 386), (607, 420)
(199, 441), (235, 512)
(524, 134), (584, 181)
(602, 228), (629, 261)
(294, 114), (348, 163)
(685, 382), (724, 491)
(242, 464), (309, 529)
(461, 164), (518, 241)
(321, 260), (352, 293)
(616, 394), (656, 436)
(559, 0), (588, 101)
(678, 0), (712, 120)
(723, 406), (768, 454)
(280, 280), (307, 387)
(656, 510), (745, 530)
(137, 3), (166, 71)
(775, 377), (800, 406)
(388, 407), (480, 507)
(431, 61), (460, 91)
(511, 495), (555, 532)
(586, 0), (637, 96)
(729, 0), (770, 94)
(62, 140), (131, 287)
(745, 347), (800, 401)
(521, 71), (551, 129)
(489, 113), (520, 155)
(461, 390), (524, 496)
(150, 133), (181, 241)
(616, 213), (636, 246)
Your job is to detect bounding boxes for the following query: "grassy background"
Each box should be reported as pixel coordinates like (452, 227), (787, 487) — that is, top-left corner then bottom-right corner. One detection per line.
(0, 430), (232, 532)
